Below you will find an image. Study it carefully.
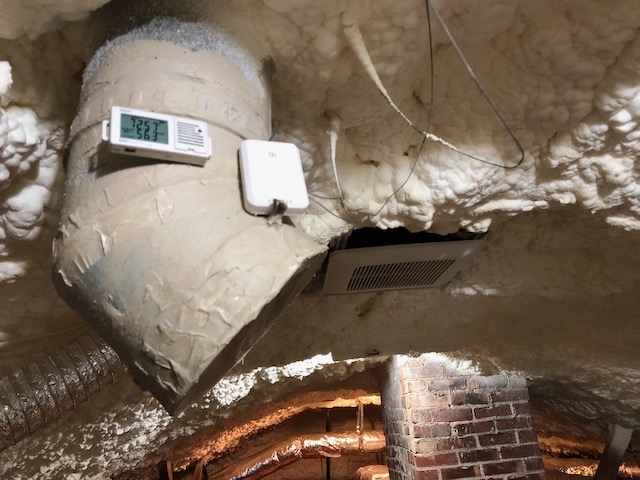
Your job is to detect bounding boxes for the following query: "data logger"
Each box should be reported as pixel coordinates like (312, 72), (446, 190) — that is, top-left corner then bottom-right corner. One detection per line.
(239, 139), (309, 215)
(101, 106), (212, 166)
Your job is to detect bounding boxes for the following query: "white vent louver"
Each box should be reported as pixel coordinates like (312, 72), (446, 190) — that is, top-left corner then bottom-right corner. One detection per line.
(176, 120), (206, 149)
(323, 240), (486, 294)
(347, 259), (456, 292)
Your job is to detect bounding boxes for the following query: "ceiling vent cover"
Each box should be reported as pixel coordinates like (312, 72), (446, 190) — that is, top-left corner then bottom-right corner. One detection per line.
(322, 229), (486, 294)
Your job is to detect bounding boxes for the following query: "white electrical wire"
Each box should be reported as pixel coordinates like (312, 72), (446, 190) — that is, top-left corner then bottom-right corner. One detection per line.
(327, 114), (345, 208)
(311, 0), (525, 221)
(342, 7), (524, 171)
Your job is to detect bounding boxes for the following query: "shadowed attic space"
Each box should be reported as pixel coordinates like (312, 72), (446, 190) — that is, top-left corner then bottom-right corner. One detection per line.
(1, 0), (640, 478)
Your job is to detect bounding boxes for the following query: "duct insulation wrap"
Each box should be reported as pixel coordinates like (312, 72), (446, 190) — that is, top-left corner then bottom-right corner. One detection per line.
(207, 431), (387, 480)
(52, 37), (326, 413)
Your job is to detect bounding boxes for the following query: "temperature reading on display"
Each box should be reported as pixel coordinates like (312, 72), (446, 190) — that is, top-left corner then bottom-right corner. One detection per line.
(120, 114), (169, 144)
(103, 106), (211, 166)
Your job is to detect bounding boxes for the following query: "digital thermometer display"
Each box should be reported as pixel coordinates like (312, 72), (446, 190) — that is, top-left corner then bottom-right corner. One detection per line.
(120, 114), (169, 144)
(102, 106), (212, 166)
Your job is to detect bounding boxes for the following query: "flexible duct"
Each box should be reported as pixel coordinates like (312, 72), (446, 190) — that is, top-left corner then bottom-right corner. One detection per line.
(52, 22), (326, 413)
(0, 333), (125, 452)
(207, 430), (387, 480)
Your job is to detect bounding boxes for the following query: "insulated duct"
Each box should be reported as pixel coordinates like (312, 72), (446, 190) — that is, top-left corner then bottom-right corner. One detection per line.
(53, 23), (326, 413)
(0, 333), (124, 452)
(207, 430), (387, 480)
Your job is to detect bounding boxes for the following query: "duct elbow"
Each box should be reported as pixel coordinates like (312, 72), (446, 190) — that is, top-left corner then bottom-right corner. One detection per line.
(53, 26), (326, 413)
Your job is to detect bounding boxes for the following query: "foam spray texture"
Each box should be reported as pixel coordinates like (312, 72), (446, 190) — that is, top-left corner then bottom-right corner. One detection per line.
(0, 61), (60, 281)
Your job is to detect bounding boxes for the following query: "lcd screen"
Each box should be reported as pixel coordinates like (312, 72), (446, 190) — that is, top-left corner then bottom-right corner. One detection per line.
(120, 113), (169, 144)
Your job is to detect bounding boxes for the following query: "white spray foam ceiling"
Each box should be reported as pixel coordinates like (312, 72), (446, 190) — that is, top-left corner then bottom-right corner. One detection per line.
(0, 0), (639, 476)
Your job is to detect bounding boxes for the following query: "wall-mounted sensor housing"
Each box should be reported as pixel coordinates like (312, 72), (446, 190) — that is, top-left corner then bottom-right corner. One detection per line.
(239, 139), (309, 215)
(101, 106), (212, 166)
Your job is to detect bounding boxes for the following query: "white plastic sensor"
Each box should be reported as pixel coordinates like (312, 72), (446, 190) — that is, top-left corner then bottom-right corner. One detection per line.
(101, 106), (212, 166)
(239, 140), (309, 215)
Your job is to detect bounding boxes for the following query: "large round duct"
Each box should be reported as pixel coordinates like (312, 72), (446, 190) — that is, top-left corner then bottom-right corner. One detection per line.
(53, 24), (326, 413)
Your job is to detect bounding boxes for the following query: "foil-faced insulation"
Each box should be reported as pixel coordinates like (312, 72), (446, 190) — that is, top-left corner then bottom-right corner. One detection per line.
(208, 431), (386, 480)
(0, 333), (124, 451)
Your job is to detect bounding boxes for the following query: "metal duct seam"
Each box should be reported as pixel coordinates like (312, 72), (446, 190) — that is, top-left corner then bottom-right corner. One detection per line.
(0, 333), (125, 452)
(53, 25), (326, 413)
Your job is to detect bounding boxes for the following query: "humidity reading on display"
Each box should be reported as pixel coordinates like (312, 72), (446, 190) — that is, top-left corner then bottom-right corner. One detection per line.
(120, 113), (169, 144)
(102, 106), (212, 166)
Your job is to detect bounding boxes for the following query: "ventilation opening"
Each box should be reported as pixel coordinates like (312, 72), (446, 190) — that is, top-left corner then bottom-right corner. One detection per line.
(176, 120), (206, 148)
(340, 227), (483, 249)
(347, 259), (456, 292)
(320, 228), (487, 294)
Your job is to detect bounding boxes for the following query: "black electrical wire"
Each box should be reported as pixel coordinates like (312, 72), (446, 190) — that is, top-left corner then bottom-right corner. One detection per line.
(426, 0), (525, 169)
(369, 0), (436, 218)
(308, 0), (435, 221)
(269, 122), (278, 140)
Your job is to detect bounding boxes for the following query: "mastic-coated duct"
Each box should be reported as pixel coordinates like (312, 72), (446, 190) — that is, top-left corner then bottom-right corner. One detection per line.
(0, 333), (125, 452)
(207, 430), (387, 480)
(53, 23), (326, 413)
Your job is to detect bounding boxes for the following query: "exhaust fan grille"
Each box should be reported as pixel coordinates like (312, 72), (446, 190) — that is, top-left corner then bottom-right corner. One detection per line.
(323, 239), (486, 294)
(347, 259), (455, 292)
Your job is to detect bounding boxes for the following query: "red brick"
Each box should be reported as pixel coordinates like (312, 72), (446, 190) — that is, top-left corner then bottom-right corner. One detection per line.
(403, 379), (425, 394)
(387, 435), (408, 450)
(495, 416), (530, 431)
(411, 408), (433, 423)
(458, 448), (500, 463)
(432, 407), (473, 423)
(415, 469), (440, 480)
(500, 444), (541, 460)
(490, 388), (530, 403)
(474, 404), (512, 419)
(467, 420), (496, 434)
(443, 363), (468, 376)
(451, 424), (470, 436)
(512, 403), (532, 416)
(414, 439), (436, 454)
(516, 429), (539, 444)
(410, 394), (437, 409)
(440, 465), (481, 479)
(524, 456), (545, 472)
(478, 431), (517, 446)
(523, 474), (546, 480)
(451, 391), (490, 405)
(384, 408), (405, 423)
(413, 423), (452, 438)
(507, 377), (528, 388)
(435, 436), (477, 451)
(408, 363), (445, 378)
(468, 375), (509, 390)
(426, 392), (456, 409)
(414, 452), (459, 468)
(428, 377), (467, 391)
(482, 459), (524, 475)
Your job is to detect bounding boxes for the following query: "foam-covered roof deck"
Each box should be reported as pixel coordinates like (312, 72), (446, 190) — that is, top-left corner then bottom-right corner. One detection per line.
(0, 0), (639, 477)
